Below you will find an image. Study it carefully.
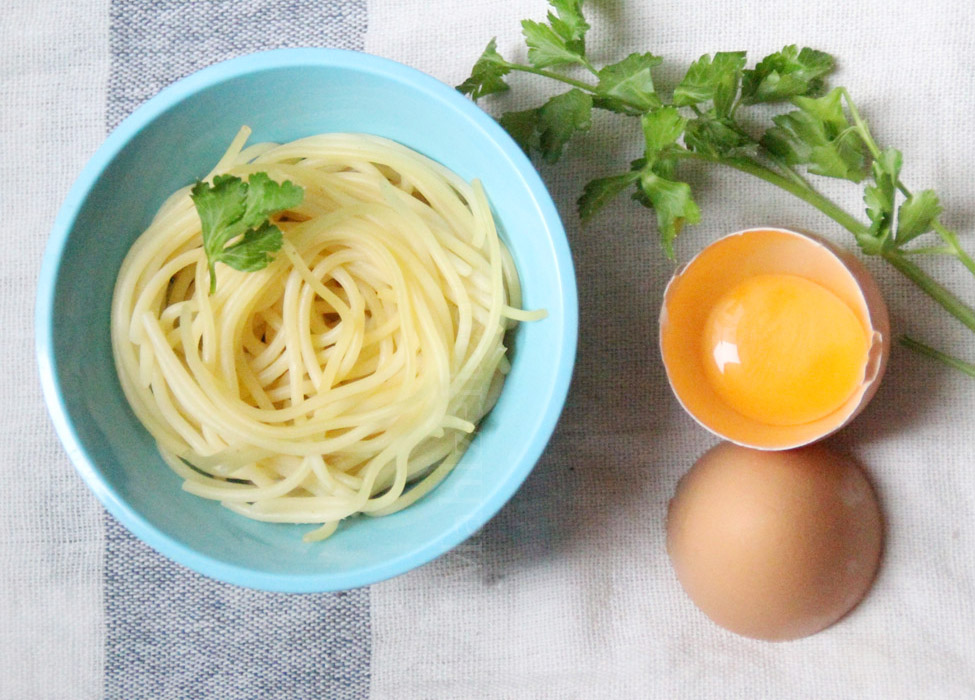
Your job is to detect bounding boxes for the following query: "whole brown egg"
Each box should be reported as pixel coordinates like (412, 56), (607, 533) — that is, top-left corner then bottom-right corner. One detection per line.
(666, 442), (884, 641)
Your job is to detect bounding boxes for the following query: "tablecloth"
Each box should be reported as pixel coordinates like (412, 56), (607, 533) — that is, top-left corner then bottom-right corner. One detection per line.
(3, 0), (974, 697)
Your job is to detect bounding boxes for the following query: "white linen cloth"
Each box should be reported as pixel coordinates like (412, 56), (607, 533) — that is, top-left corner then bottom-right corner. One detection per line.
(0, 2), (108, 697)
(2, 0), (973, 697)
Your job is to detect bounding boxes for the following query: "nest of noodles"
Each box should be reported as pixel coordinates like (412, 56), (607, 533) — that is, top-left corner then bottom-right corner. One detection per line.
(111, 129), (542, 541)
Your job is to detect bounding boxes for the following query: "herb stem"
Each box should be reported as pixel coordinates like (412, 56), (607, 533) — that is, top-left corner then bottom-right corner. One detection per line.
(882, 249), (975, 332)
(840, 88), (884, 160)
(881, 163), (975, 277)
(899, 335), (975, 377)
(901, 245), (956, 256)
(721, 118), (814, 191)
(505, 62), (598, 93)
(842, 87), (975, 276)
(769, 153), (816, 191)
(580, 57), (600, 77)
(833, 90), (975, 324)
(932, 220), (975, 276)
(677, 150), (871, 237)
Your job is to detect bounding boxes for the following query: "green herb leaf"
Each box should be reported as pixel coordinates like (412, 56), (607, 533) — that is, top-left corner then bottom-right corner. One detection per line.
(635, 170), (701, 259)
(762, 88), (868, 181)
(791, 88), (851, 132)
(863, 147), (902, 244)
(741, 45), (834, 104)
(897, 189), (942, 243)
(536, 89), (593, 163)
(216, 221), (283, 272)
(240, 173), (303, 229)
(809, 138), (869, 181)
(522, 18), (586, 68)
(456, 38), (512, 100)
(863, 183), (892, 238)
(683, 115), (752, 158)
(593, 52), (663, 114)
(578, 170), (640, 223)
(853, 229), (885, 256)
(642, 106), (686, 156)
(547, 0), (589, 48)
(636, 107), (695, 252)
(191, 173), (303, 293)
(674, 51), (746, 118)
(499, 108), (540, 154)
(193, 175), (247, 250)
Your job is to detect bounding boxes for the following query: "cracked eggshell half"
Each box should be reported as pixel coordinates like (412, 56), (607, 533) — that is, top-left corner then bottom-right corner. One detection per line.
(659, 227), (890, 450)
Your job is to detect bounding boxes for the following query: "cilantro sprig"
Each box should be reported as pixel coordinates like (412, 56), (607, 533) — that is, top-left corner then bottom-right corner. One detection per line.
(458, 0), (975, 375)
(190, 172), (304, 293)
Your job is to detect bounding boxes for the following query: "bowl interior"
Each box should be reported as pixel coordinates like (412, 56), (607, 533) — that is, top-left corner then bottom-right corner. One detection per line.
(38, 50), (576, 591)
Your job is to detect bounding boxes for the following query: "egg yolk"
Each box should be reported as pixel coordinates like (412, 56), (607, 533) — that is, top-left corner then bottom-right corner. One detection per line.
(701, 273), (869, 426)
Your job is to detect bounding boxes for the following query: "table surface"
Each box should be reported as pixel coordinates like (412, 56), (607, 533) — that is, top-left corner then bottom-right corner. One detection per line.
(3, 1), (974, 698)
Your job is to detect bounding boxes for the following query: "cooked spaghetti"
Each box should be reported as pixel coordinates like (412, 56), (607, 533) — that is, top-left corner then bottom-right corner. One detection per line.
(111, 128), (542, 541)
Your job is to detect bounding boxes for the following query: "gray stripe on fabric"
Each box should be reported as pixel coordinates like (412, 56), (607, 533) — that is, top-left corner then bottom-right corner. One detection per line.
(105, 519), (371, 700)
(106, 2), (370, 698)
(108, 0), (367, 129)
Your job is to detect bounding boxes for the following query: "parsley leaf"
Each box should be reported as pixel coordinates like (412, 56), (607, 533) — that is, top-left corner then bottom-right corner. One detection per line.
(642, 106), (686, 155)
(635, 171), (701, 259)
(190, 172), (303, 293)
(578, 170), (640, 223)
(684, 116), (751, 159)
(897, 189), (942, 244)
(547, 0), (589, 49)
(862, 147), (901, 247)
(499, 108), (540, 154)
(457, 38), (512, 100)
(215, 221), (284, 272)
(239, 172), (303, 228)
(634, 108), (699, 257)
(594, 53), (663, 115)
(522, 18), (587, 69)
(674, 51), (746, 118)
(741, 45), (834, 104)
(536, 89), (593, 163)
(762, 88), (868, 181)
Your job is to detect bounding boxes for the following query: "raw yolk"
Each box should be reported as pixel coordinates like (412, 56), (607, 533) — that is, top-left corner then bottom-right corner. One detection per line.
(701, 273), (869, 426)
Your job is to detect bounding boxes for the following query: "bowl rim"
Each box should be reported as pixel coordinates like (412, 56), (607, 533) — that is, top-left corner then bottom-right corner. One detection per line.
(35, 47), (578, 592)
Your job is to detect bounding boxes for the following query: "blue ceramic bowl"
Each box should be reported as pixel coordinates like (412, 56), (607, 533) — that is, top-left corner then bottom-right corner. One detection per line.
(36, 49), (576, 592)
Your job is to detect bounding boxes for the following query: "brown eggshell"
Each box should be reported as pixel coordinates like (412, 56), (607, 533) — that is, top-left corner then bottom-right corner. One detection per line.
(659, 227), (890, 450)
(666, 442), (884, 641)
